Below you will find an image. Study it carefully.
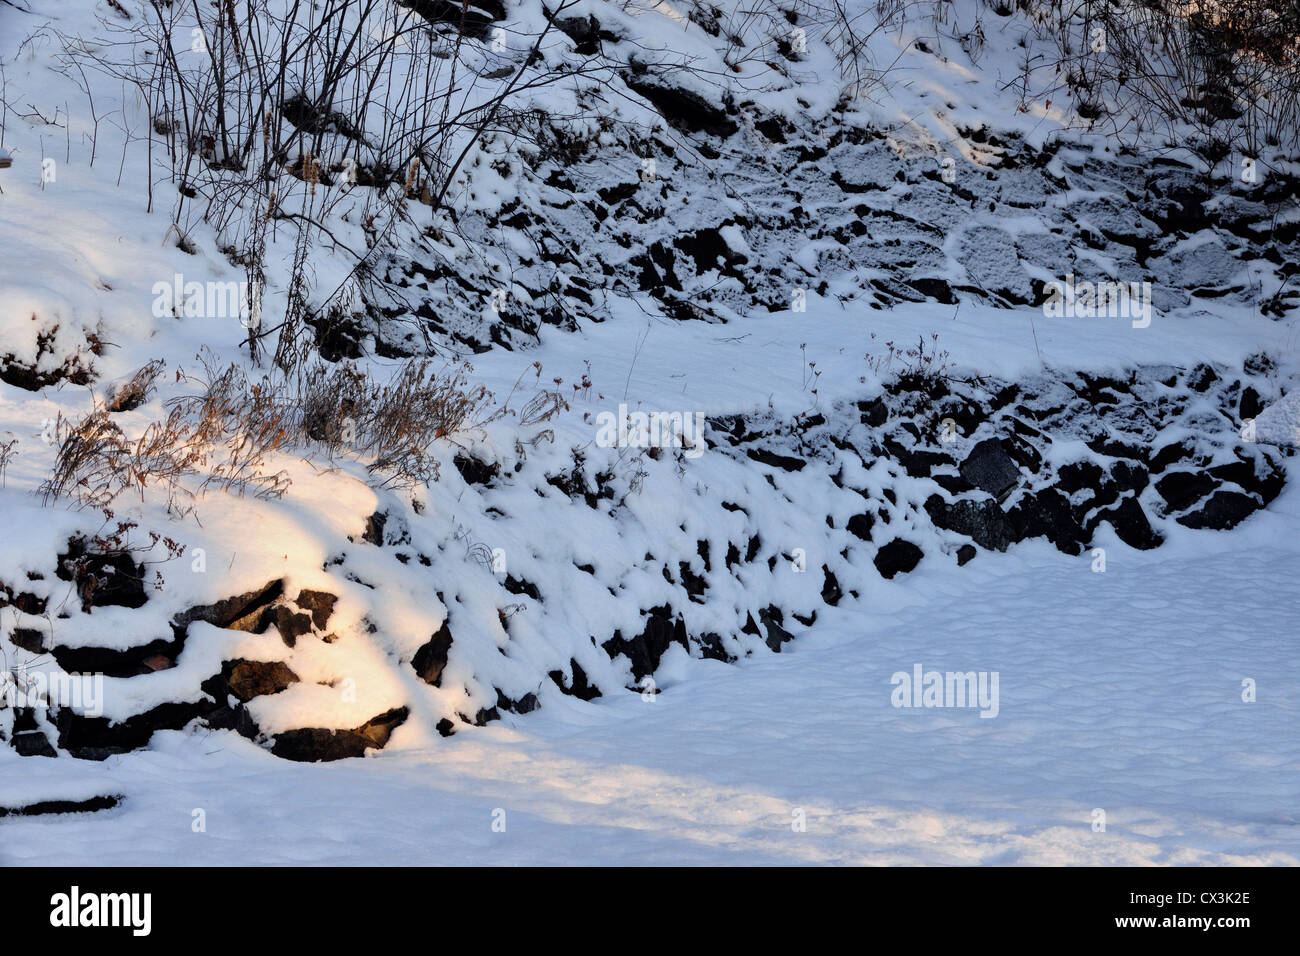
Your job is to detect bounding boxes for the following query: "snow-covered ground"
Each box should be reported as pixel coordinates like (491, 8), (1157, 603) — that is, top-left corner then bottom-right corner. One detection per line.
(2, 0), (1298, 867)
(5, 506), (1297, 866)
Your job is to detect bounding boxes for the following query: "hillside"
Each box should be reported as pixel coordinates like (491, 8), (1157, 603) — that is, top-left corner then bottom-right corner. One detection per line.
(0, 0), (1297, 865)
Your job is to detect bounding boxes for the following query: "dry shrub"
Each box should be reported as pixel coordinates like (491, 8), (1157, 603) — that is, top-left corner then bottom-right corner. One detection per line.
(1029, 0), (1300, 156)
(0, 433), (17, 489)
(297, 357), (495, 487)
(106, 359), (165, 412)
(41, 350), (566, 509)
(168, 361), (295, 499)
(40, 406), (207, 513)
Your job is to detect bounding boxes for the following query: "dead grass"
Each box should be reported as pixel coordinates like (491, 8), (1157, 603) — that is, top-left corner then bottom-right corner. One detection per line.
(42, 351), (565, 509)
(106, 359), (165, 412)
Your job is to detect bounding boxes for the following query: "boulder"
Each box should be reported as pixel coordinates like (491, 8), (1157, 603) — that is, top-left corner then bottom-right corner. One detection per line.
(874, 538), (923, 579)
(412, 620), (454, 686)
(295, 589), (337, 629)
(926, 495), (1015, 552)
(959, 439), (1021, 500)
(271, 707), (409, 762)
(1092, 497), (1161, 550)
(1176, 491), (1260, 530)
(1155, 471), (1216, 511)
(225, 660), (300, 702)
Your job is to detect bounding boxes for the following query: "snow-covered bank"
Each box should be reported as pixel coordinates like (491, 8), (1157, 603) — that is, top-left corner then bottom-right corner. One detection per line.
(3, 526), (1297, 865)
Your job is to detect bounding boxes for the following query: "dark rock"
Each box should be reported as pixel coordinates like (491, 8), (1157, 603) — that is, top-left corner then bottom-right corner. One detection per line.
(173, 579), (284, 632)
(874, 538), (923, 579)
(991, 384), (1021, 410)
(678, 561), (707, 601)
(1001, 433), (1043, 473)
(57, 700), (211, 759)
(453, 453), (499, 486)
(857, 397), (889, 427)
(264, 605), (313, 648)
(846, 512), (874, 541)
(224, 659), (300, 701)
(676, 227), (748, 277)
(0, 353), (93, 392)
(496, 690), (540, 715)
(56, 539), (147, 611)
(746, 447), (806, 471)
(1241, 386), (1263, 421)
(603, 608), (686, 680)
(504, 575), (542, 600)
(1155, 471), (1217, 511)
(548, 660), (602, 700)
(754, 116), (788, 142)
(1187, 363), (1219, 392)
(1073, 372), (1133, 405)
(956, 544), (977, 566)
(412, 620), (454, 686)
(50, 634), (184, 679)
(12, 731), (57, 758)
(696, 632), (733, 662)
(906, 277), (956, 304)
(1109, 461), (1149, 495)
(0, 586), (46, 615)
(0, 794), (121, 818)
(1208, 456), (1285, 504)
(1150, 440), (1196, 473)
(1093, 497), (1162, 549)
(1087, 437), (1148, 462)
(1008, 487), (1086, 555)
(959, 439), (1021, 500)
(1057, 461), (1105, 495)
(396, 0), (501, 39)
(724, 542), (741, 570)
(362, 511), (387, 545)
(295, 589), (337, 629)
(556, 15), (615, 55)
(205, 704), (260, 740)
(1176, 491), (1260, 530)
(623, 75), (738, 138)
(821, 566), (842, 606)
(882, 436), (953, 478)
(271, 707), (409, 762)
(925, 495), (1014, 552)
(932, 472), (974, 494)
(9, 628), (46, 654)
(759, 606), (793, 652)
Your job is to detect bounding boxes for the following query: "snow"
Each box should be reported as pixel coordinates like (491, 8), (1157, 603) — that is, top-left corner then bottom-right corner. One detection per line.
(1255, 391), (1300, 448)
(0, 0), (1297, 866)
